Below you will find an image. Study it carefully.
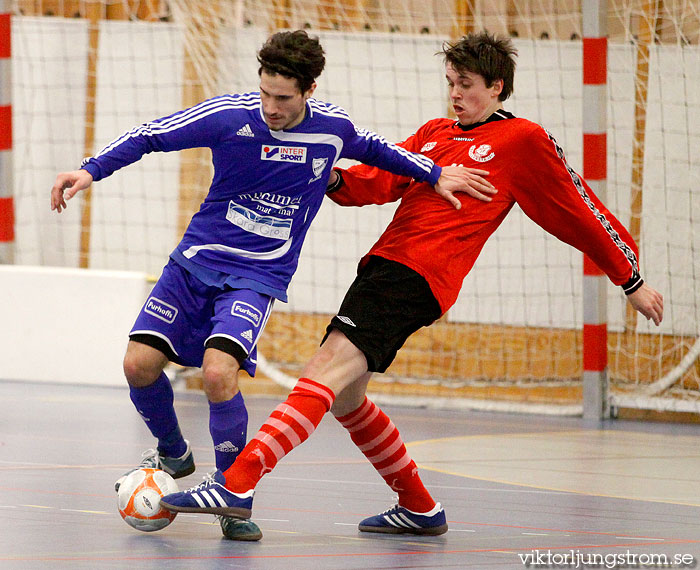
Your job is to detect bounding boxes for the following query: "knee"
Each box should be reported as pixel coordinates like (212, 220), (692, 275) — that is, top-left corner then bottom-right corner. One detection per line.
(123, 351), (161, 388)
(331, 390), (365, 417)
(201, 361), (239, 402)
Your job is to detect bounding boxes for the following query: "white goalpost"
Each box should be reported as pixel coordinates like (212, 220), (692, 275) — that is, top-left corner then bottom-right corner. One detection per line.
(6, 0), (700, 416)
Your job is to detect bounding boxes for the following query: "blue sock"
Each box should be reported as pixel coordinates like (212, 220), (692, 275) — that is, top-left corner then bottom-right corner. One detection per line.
(129, 371), (187, 458)
(209, 391), (248, 472)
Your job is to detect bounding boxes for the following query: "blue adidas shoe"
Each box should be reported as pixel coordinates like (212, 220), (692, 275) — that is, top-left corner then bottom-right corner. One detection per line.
(159, 470), (253, 518)
(358, 503), (448, 536)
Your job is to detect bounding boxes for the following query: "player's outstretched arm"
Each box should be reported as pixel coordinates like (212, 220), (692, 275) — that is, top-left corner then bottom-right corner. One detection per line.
(434, 165), (497, 209)
(627, 282), (664, 326)
(50, 169), (94, 213)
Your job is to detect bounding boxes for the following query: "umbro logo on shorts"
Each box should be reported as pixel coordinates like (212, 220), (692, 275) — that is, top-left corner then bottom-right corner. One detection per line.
(236, 123), (254, 137)
(337, 315), (356, 327)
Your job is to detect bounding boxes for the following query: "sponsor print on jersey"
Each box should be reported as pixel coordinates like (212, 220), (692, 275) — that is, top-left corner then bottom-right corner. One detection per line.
(238, 191), (302, 211)
(309, 157), (328, 183)
(420, 142), (437, 152)
(144, 296), (178, 324)
(226, 200), (292, 240)
(261, 144), (307, 163)
(448, 136), (474, 142)
(468, 144), (495, 162)
(232, 301), (263, 327)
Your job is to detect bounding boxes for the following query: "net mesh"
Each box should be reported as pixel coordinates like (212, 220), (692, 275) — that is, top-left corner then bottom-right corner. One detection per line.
(9, 0), (700, 413)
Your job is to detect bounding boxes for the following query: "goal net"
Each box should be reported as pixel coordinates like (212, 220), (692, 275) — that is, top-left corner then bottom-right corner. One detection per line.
(8, 0), (700, 415)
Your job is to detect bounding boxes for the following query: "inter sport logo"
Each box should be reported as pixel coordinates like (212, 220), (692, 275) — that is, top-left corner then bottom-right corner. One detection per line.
(144, 296), (178, 324)
(261, 145), (307, 163)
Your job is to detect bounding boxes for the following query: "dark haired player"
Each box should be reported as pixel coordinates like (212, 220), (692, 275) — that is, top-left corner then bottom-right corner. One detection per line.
(50, 29), (489, 540)
(160, 31), (662, 538)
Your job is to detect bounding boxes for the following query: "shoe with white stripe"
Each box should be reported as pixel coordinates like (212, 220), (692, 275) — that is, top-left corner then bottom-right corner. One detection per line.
(358, 503), (448, 535)
(159, 470), (253, 518)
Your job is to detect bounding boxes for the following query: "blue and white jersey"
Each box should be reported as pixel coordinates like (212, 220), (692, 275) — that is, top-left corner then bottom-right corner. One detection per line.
(81, 92), (440, 301)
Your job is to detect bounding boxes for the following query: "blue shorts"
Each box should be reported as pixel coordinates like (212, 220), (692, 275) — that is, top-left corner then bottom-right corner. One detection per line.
(130, 259), (274, 376)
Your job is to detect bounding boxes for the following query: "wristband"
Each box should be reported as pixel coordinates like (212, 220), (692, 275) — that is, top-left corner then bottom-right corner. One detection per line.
(326, 169), (344, 194)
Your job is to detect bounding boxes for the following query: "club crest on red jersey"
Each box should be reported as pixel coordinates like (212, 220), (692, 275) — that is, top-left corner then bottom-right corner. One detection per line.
(420, 142), (437, 152)
(468, 144), (495, 162)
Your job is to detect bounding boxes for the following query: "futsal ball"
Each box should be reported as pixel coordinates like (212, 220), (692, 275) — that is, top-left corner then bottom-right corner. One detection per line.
(117, 468), (179, 532)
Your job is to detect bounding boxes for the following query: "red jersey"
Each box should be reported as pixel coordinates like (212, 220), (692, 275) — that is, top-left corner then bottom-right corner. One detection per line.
(328, 111), (642, 315)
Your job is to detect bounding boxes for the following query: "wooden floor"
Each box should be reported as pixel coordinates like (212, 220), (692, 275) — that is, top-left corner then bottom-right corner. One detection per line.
(1, 379), (700, 569)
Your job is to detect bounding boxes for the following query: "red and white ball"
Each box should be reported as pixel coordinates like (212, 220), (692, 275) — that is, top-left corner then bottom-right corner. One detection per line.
(117, 468), (179, 532)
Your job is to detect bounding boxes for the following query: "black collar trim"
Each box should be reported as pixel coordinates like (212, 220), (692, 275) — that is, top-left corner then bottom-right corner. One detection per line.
(453, 109), (515, 132)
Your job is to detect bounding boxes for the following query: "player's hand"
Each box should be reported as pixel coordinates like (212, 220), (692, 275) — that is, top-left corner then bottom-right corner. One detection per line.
(627, 283), (664, 326)
(434, 165), (497, 209)
(326, 170), (339, 189)
(50, 169), (93, 213)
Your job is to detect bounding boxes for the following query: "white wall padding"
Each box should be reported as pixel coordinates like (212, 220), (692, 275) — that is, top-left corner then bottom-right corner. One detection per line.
(0, 266), (148, 385)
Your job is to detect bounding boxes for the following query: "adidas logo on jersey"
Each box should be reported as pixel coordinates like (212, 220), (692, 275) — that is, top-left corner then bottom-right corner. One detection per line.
(241, 329), (254, 342)
(214, 441), (240, 453)
(236, 124), (254, 137)
(337, 315), (357, 327)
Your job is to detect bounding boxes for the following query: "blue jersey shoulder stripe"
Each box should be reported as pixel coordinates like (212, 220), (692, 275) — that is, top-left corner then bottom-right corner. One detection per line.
(311, 108), (352, 121)
(154, 95), (258, 131)
(94, 100), (258, 158)
(159, 93), (257, 124)
(307, 99), (351, 120)
(355, 127), (434, 173)
(151, 102), (258, 132)
(308, 98), (347, 112)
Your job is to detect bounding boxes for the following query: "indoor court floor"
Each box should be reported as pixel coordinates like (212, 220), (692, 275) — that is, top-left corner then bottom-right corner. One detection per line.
(2, 379), (700, 569)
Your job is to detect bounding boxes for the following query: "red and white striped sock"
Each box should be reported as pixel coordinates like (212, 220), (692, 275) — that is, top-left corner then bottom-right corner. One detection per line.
(224, 378), (335, 493)
(336, 397), (436, 513)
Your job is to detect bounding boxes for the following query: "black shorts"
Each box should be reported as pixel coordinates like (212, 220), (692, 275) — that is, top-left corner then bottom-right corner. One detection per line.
(324, 256), (441, 373)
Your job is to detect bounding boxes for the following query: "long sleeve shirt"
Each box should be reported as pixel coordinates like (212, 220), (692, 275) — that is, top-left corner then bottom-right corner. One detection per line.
(328, 111), (642, 315)
(81, 93), (441, 300)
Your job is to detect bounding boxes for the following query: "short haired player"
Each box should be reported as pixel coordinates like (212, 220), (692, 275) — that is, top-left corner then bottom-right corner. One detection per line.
(50, 30), (492, 540)
(159, 31), (664, 536)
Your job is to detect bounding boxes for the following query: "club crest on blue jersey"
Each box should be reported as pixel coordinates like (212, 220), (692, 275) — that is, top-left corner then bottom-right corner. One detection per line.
(144, 296), (178, 324)
(261, 145), (307, 163)
(231, 301), (263, 327)
(309, 157), (328, 183)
